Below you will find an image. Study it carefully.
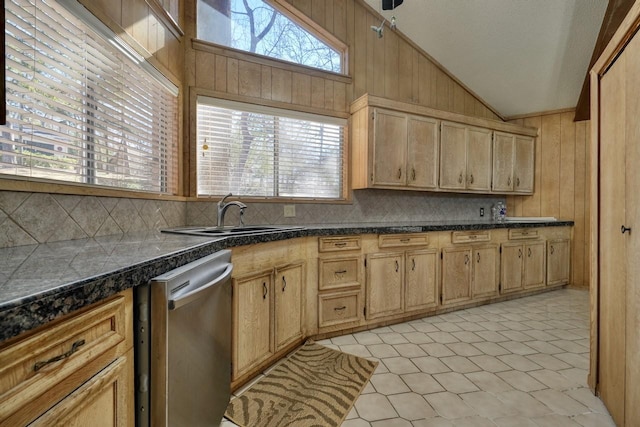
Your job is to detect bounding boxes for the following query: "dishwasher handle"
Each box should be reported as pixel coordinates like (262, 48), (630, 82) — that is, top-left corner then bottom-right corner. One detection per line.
(168, 263), (233, 310)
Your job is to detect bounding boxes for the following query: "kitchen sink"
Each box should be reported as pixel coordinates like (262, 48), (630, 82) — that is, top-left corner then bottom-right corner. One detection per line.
(161, 225), (305, 237)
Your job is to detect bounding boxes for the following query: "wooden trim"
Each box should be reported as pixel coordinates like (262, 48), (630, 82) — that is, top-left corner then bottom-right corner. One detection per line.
(353, 0), (505, 122)
(0, 177), (187, 201)
(1, 4), (5, 126)
(352, 94), (538, 137)
(145, 0), (184, 38)
(592, 1), (640, 76)
(505, 107), (577, 121)
(191, 39), (352, 85)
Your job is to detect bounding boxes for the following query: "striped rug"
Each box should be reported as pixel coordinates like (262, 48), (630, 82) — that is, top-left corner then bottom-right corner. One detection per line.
(224, 341), (378, 427)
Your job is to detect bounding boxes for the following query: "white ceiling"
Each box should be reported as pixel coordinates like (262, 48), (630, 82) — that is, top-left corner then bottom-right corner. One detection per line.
(363, 0), (608, 118)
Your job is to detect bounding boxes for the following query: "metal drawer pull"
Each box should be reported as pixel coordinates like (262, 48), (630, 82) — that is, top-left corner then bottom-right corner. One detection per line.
(507, 176), (511, 186)
(528, 248), (532, 257)
(400, 238), (410, 243)
(622, 225), (632, 234)
(477, 252), (480, 263)
(334, 242), (347, 247)
(469, 174), (474, 184)
(550, 246), (554, 254)
(464, 255), (469, 265)
(263, 282), (268, 299)
(458, 173), (463, 183)
(395, 260), (399, 272)
(412, 259), (416, 271)
(34, 339), (86, 372)
(516, 177), (520, 187)
(334, 306), (347, 311)
(469, 235), (477, 239)
(397, 168), (402, 179)
(282, 276), (286, 292)
(411, 168), (416, 180)
(335, 269), (347, 275)
(518, 248), (522, 258)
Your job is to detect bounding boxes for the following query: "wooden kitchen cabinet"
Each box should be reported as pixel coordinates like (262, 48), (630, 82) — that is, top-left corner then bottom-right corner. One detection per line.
(274, 262), (304, 351)
(366, 108), (439, 189)
(472, 245), (500, 298)
(366, 235), (438, 320)
(0, 290), (134, 427)
(441, 246), (472, 304)
(232, 270), (273, 379)
(500, 240), (546, 293)
(547, 238), (570, 285)
(232, 262), (305, 379)
(439, 121), (492, 192)
(492, 132), (535, 194)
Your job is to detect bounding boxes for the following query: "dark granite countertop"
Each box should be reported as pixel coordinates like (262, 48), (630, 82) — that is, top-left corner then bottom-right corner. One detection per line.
(0, 219), (573, 343)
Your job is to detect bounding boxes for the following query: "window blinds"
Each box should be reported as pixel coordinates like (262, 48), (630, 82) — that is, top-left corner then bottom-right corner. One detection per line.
(197, 97), (345, 199)
(1, 0), (179, 194)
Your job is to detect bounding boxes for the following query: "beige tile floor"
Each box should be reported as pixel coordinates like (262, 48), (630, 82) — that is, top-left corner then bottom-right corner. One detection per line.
(224, 289), (614, 427)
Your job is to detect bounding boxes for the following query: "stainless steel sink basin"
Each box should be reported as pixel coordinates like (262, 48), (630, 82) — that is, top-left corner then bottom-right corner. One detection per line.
(161, 225), (305, 237)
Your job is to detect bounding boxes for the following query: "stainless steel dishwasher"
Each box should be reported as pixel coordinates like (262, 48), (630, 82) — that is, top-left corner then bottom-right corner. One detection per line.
(135, 250), (233, 427)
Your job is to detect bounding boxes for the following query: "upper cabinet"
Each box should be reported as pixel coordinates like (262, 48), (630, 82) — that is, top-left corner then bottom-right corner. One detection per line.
(439, 122), (492, 192)
(362, 109), (439, 189)
(351, 94), (537, 195)
(492, 132), (535, 193)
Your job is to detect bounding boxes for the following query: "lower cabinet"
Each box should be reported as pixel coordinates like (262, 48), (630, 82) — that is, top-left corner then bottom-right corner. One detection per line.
(442, 245), (499, 304)
(366, 243), (438, 320)
(547, 238), (570, 285)
(232, 262), (304, 380)
(500, 240), (546, 293)
(0, 290), (134, 427)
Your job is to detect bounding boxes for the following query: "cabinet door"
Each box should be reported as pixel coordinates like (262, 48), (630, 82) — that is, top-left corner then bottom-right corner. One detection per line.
(407, 116), (439, 189)
(514, 136), (535, 193)
(472, 245), (499, 298)
(233, 271), (273, 378)
(547, 239), (570, 285)
(441, 247), (472, 304)
(31, 351), (134, 427)
(372, 109), (407, 186)
(500, 243), (523, 293)
(523, 241), (546, 288)
(439, 121), (467, 190)
(466, 126), (493, 191)
(274, 263), (304, 351)
(492, 132), (515, 192)
(405, 249), (438, 312)
(366, 252), (404, 319)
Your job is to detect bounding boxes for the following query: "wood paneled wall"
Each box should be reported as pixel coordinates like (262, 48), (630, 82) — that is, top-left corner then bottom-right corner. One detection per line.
(507, 112), (590, 288)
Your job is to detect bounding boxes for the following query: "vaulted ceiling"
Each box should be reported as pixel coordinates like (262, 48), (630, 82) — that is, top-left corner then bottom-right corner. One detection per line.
(363, 0), (609, 119)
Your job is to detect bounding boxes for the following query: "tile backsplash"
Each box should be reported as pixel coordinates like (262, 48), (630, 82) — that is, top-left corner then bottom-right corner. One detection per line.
(0, 189), (504, 248)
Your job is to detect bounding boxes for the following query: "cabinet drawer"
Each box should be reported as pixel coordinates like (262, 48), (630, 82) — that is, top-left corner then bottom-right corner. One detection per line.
(451, 230), (490, 244)
(0, 292), (131, 426)
(508, 228), (539, 240)
(319, 256), (361, 291)
(378, 233), (429, 248)
(318, 236), (361, 252)
(318, 291), (361, 328)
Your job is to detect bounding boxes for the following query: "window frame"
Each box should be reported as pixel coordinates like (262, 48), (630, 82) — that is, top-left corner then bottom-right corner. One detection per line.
(195, 0), (349, 76)
(191, 92), (350, 203)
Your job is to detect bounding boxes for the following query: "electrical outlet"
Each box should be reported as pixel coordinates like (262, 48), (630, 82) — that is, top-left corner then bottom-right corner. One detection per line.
(284, 205), (296, 217)
(480, 207), (485, 217)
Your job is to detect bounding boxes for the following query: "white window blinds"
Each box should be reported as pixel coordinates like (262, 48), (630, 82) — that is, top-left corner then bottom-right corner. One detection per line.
(197, 97), (345, 199)
(1, 0), (179, 194)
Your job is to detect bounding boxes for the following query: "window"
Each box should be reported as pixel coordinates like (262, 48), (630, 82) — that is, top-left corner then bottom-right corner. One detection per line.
(197, 0), (343, 73)
(1, 0), (179, 194)
(197, 97), (345, 199)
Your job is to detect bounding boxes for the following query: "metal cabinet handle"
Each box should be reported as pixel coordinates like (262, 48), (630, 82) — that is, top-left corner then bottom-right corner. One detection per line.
(263, 282), (268, 299)
(395, 260), (399, 272)
(469, 174), (474, 184)
(398, 168), (402, 179)
(400, 238), (410, 243)
(34, 339), (86, 372)
(411, 168), (416, 181)
(282, 276), (286, 292)
(550, 246), (554, 255)
(516, 177), (520, 187)
(518, 248), (522, 258)
(334, 306), (346, 311)
(507, 176), (511, 187)
(412, 258), (416, 271)
(528, 247), (531, 257)
(335, 242), (347, 247)
(458, 173), (463, 184)
(335, 269), (347, 275)
(464, 254), (469, 265)
(477, 252), (480, 263)
(622, 225), (632, 234)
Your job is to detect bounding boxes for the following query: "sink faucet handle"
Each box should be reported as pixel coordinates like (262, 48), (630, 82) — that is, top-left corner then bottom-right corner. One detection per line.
(239, 206), (246, 227)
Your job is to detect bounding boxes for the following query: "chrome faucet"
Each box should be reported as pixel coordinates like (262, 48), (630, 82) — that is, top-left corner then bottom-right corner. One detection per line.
(217, 193), (247, 229)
